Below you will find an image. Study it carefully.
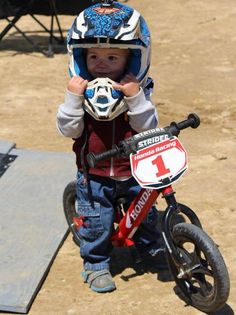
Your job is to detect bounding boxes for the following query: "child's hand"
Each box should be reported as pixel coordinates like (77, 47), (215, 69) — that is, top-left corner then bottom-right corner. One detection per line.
(67, 76), (88, 95)
(112, 73), (140, 97)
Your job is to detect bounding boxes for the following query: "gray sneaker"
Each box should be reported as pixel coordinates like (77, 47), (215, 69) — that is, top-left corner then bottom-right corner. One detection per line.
(81, 269), (116, 293)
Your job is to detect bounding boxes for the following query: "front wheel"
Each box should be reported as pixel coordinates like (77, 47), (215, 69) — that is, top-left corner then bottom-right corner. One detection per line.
(166, 223), (230, 313)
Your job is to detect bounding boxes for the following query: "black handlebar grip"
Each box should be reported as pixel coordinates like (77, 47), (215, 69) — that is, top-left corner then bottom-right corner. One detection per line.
(87, 146), (120, 168)
(179, 113), (200, 129)
(169, 113), (200, 136)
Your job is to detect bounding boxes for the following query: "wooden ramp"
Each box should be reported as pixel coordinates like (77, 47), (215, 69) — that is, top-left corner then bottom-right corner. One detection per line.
(0, 140), (75, 313)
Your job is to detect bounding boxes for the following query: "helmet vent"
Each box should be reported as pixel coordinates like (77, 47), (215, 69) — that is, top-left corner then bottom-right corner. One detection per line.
(97, 96), (108, 104)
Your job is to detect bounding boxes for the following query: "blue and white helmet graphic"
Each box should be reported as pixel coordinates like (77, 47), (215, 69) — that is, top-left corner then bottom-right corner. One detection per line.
(84, 77), (127, 121)
(67, 1), (151, 85)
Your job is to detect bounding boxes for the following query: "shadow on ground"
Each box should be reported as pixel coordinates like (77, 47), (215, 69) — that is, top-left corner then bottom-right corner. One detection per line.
(0, 31), (67, 56)
(110, 246), (173, 283)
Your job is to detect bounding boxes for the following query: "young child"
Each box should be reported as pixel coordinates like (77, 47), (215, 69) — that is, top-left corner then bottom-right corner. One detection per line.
(57, 0), (165, 293)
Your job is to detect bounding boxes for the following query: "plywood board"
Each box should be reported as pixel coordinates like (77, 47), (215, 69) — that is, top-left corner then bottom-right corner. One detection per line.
(0, 146), (75, 313)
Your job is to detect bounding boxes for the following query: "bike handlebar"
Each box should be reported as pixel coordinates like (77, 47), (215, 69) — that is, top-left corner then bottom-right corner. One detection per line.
(87, 147), (121, 168)
(87, 113), (200, 168)
(168, 113), (200, 136)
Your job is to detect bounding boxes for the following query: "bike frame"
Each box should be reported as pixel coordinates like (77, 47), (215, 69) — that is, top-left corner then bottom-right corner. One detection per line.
(110, 184), (188, 267)
(110, 187), (159, 246)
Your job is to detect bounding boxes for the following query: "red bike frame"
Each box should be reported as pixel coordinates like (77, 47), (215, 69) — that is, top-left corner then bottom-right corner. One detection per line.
(110, 185), (174, 247)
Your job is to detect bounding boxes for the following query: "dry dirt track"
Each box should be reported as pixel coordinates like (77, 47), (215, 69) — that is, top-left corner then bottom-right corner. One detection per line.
(0, 0), (235, 314)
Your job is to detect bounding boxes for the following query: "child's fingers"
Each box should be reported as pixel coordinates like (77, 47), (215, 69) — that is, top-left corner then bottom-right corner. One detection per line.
(112, 83), (123, 91)
(73, 76), (86, 84)
(81, 79), (88, 87)
(121, 73), (138, 84)
(68, 76), (88, 94)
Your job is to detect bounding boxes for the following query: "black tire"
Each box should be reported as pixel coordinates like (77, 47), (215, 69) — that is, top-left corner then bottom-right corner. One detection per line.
(167, 223), (230, 313)
(177, 203), (202, 228)
(63, 180), (81, 246)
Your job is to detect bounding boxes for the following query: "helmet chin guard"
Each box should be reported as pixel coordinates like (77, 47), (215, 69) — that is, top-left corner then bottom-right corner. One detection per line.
(84, 78), (127, 121)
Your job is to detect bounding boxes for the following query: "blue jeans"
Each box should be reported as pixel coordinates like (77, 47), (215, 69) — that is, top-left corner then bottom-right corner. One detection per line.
(76, 171), (162, 271)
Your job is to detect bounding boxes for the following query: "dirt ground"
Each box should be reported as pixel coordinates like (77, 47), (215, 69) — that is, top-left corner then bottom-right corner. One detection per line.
(0, 0), (235, 314)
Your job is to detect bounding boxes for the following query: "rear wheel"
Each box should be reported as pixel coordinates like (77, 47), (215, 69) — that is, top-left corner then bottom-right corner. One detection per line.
(63, 180), (81, 246)
(167, 223), (230, 313)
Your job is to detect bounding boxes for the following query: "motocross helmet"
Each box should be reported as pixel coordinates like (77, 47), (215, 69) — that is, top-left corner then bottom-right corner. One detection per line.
(67, 0), (151, 120)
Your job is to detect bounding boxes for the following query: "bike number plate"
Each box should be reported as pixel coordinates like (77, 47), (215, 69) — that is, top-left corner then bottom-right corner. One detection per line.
(130, 136), (187, 189)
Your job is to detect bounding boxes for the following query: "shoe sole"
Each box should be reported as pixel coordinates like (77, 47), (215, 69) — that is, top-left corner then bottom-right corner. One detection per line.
(90, 284), (116, 293)
(81, 271), (116, 293)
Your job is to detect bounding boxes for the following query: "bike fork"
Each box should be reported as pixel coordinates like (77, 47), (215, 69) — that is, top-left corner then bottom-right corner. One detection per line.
(161, 186), (187, 267)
